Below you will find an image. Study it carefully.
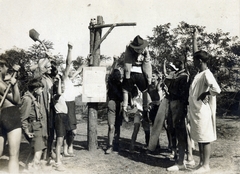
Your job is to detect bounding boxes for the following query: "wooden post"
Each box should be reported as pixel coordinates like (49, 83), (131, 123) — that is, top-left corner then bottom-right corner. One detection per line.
(89, 18), (96, 54)
(87, 16), (103, 151)
(87, 16), (136, 151)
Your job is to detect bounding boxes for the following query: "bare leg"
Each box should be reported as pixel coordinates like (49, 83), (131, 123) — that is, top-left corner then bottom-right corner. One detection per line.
(56, 137), (64, 164)
(106, 124), (115, 154)
(108, 124), (115, 147)
(122, 89), (129, 122)
(194, 142), (211, 173)
(0, 136), (5, 156)
(130, 123), (140, 152)
(33, 150), (42, 169)
(63, 139), (68, 155)
(64, 130), (75, 156)
(186, 123), (194, 161)
(7, 128), (22, 173)
(198, 143), (204, 166)
(68, 129), (76, 154)
(202, 142), (211, 169)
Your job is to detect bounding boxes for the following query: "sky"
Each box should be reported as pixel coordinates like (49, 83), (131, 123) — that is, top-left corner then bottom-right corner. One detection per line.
(0, 0), (239, 61)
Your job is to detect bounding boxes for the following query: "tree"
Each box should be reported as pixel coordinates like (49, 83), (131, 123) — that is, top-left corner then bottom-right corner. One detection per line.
(0, 48), (29, 94)
(147, 21), (240, 115)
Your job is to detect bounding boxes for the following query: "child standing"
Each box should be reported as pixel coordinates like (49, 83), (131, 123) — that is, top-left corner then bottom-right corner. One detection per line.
(52, 74), (70, 171)
(20, 78), (47, 170)
(106, 67), (123, 154)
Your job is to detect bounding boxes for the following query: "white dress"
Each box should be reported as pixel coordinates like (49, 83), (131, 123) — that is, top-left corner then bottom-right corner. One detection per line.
(188, 69), (221, 143)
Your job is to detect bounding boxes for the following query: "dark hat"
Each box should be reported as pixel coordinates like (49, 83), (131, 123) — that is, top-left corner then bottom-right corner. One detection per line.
(129, 35), (148, 53)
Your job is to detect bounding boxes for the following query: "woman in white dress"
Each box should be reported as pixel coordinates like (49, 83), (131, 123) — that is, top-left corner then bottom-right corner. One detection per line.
(188, 31), (221, 173)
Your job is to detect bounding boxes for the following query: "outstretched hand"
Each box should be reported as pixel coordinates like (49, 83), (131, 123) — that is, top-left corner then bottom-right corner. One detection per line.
(12, 64), (21, 72)
(68, 42), (73, 49)
(193, 27), (199, 36)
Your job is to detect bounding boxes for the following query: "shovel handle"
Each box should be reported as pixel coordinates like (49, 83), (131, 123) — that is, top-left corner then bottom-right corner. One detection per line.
(0, 72), (17, 107)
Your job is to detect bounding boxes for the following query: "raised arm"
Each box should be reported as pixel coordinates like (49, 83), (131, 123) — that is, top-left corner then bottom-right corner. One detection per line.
(193, 28), (199, 53)
(56, 74), (62, 95)
(63, 42), (73, 80)
(163, 59), (168, 77)
(33, 58), (50, 78)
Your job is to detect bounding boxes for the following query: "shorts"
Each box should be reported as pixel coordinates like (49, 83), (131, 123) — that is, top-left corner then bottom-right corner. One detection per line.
(122, 72), (148, 92)
(107, 100), (122, 127)
(66, 101), (77, 130)
(0, 105), (22, 136)
(55, 113), (70, 137)
(133, 111), (150, 132)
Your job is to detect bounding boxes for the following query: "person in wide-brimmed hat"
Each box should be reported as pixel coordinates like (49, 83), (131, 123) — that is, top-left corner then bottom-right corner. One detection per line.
(122, 35), (152, 123)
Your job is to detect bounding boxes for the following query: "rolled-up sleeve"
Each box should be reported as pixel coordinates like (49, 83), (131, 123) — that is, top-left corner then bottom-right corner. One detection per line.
(206, 71), (221, 96)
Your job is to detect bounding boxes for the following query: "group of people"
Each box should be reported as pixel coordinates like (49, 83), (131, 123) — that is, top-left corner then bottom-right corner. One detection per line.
(0, 42), (81, 173)
(0, 28), (221, 173)
(106, 29), (221, 173)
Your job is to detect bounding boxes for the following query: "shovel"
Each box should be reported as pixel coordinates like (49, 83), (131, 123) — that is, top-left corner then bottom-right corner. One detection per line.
(29, 29), (55, 60)
(29, 29), (48, 51)
(0, 72), (17, 107)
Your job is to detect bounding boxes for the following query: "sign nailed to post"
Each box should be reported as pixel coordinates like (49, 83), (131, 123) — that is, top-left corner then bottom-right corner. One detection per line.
(82, 66), (107, 102)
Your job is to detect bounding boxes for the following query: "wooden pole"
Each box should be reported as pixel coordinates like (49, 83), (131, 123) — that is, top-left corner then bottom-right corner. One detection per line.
(90, 24), (115, 59)
(89, 20), (95, 54)
(89, 22), (136, 29)
(87, 16), (136, 151)
(87, 16), (103, 151)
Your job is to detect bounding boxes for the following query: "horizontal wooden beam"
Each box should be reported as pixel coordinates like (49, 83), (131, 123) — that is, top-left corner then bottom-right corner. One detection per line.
(89, 22), (136, 29)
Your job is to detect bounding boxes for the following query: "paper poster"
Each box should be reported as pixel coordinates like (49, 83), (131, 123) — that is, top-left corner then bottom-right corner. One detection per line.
(82, 67), (106, 102)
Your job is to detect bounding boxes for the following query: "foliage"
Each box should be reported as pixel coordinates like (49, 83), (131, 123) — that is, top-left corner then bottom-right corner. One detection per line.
(147, 21), (240, 115)
(72, 56), (86, 70)
(0, 40), (65, 94)
(0, 48), (30, 94)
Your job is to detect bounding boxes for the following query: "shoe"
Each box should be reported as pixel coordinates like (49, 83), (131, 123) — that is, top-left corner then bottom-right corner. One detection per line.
(167, 150), (177, 159)
(105, 147), (113, 154)
(54, 163), (66, 171)
(122, 110), (129, 122)
(166, 164), (186, 171)
(184, 159), (195, 167)
(46, 158), (56, 166)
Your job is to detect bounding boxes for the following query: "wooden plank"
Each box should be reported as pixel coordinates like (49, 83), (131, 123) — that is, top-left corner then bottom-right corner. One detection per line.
(89, 22), (136, 29)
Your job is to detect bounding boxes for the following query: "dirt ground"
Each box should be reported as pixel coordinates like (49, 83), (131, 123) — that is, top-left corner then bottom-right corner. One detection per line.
(0, 108), (240, 174)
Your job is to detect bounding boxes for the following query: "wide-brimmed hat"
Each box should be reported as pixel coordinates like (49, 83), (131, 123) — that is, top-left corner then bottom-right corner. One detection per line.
(129, 35), (148, 53)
